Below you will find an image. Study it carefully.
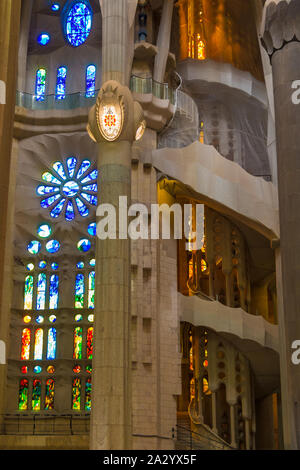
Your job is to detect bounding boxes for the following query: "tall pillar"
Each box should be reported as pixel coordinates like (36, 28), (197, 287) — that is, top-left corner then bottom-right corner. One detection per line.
(261, 0), (300, 449)
(153, 0), (174, 83)
(88, 1), (144, 450)
(0, 0), (21, 432)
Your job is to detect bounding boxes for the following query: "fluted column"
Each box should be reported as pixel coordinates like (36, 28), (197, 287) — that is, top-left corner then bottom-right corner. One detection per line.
(261, 0), (300, 449)
(0, 0), (21, 432)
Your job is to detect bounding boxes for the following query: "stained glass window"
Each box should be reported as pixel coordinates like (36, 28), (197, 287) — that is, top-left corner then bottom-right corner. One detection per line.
(75, 274), (84, 308)
(21, 328), (31, 360)
(73, 327), (82, 359)
(34, 366), (42, 374)
(34, 328), (43, 360)
(27, 240), (41, 254)
(77, 239), (91, 252)
(72, 378), (81, 410)
(32, 379), (41, 411)
(85, 377), (92, 411)
(24, 275), (33, 310)
(47, 328), (57, 360)
(37, 273), (46, 310)
(56, 66), (67, 100)
(35, 68), (47, 101)
(45, 379), (55, 410)
(37, 158), (97, 221)
(87, 327), (93, 359)
(49, 274), (59, 309)
(37, 33), (50, 46)
(66, 2), (92, 47)
(88, 271), (95, 309)
(46, 240), (60, 253)
(86, 65), (96, 98)
(37, 223), (52, 238)
(18, 379), (29, 410)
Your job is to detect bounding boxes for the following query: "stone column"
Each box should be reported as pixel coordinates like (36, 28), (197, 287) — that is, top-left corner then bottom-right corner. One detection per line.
(153, 0), (174, 83)
(0, 0), (21, 432)
(261, 0), (300, 449)
(17, 0), (33, 92)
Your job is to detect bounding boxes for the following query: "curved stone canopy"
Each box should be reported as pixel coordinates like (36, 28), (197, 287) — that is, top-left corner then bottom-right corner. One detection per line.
(151, 141), (279, 240)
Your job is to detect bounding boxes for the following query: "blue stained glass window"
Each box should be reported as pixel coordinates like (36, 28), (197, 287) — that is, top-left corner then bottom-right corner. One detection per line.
(75, 198), (89, 217)
(53, 161), (67, 180)
(37, 223), (52, 238)
(51, 262), (59, 270)
(42, 172), (61, 185)
(47, 328), (57, 360)
(34, 366), (42, 374)
(67, 157), (77, 178)
(39, 261), (47, 269)
(37, 185), (60, 196)
(56, 66), (67, 100)
(27, 241), (41, 254)
(37, 273), (47, 310)
(62, 181), (80, 197)
(65, 200), (75, 221)
(46, 240), (60, 254)
(41, 194), (61, 209)
(38, 158), (97, 221)
(88, 271), (95, 309)
(81, 193), (97, 205)
(89, 258), (95, 267)
(77, 160), (91, 179)
(66, 2), (93, 47)
(49, 275), (59, 309)
(86, 65), (96, 98)
(81, 169), (97, 184)
(36, 315), (44, 324)
(51, 3), (60, 11)
(37, 33), (50, 46)
(50, 199), (66, 218)
(75, 274), (85, 308)
(77, 239), (91, 252)
(87, 222), (96, 236)
(35, 68), (47, 102)
(77, 262), (84, 269)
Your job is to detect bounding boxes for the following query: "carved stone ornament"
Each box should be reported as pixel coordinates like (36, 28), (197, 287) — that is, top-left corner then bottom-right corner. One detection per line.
(261, 0), (300, 56)
(87, 80), (145, 144)
(96, 84), (125, 142)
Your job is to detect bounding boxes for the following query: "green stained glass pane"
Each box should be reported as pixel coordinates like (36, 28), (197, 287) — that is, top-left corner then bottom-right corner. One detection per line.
(32, 379), (41, 411)
(88, 271), (95, 309)
(72, 378), (81, 410)
(45, 379), (55, 410)
(85, 377), (92, 411)
(75, 273), (84, 308)
(24, 275), (34, 310)
(73, 327), (82, 360)
(18, 379), (29, 410)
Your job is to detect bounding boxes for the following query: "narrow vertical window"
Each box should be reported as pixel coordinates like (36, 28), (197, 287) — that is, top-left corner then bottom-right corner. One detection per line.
(47, 328), (57, 360)
(24, 275), (34, 310)
(75, 273), (84, 308)
(88, 271), (95, 309)
(21, 328), (31, 360)
(37, 273), (46, 310)
(86, 327), (93, 359)
(34, 328), (43, 360)
(72, 378), (81, 410)
(86, 65), (96, 98)
(19, 379), (29, 410)
(73, 327), (82, 359)
(35, 68), (47, 101)
(32, 379), (41, 411)
(45, 379), (55, 410)
(85, 377), (92, 411)
(56, 66), (67, 100)
(49, 274), (59, 309)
